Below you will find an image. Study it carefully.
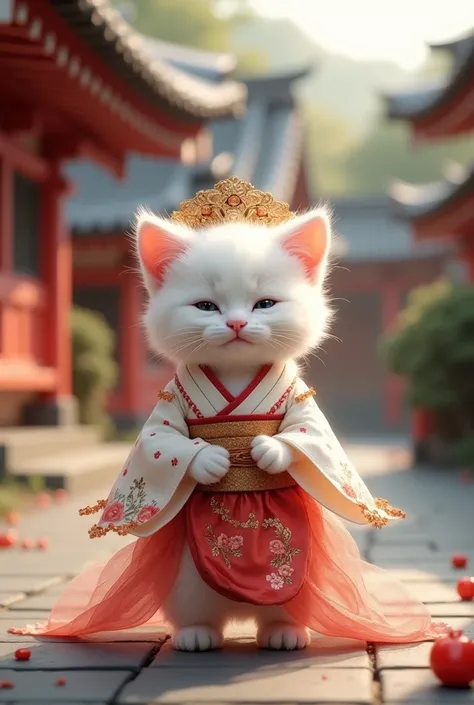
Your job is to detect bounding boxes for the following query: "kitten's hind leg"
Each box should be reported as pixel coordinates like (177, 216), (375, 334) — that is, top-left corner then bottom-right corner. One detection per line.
(255, 605), (310, 651)
(162, 543), (228, 652)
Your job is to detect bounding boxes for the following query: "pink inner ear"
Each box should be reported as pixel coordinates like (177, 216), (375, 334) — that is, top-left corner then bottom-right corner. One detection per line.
(282, 217), (328, 280)
(139, 222), (187, 284)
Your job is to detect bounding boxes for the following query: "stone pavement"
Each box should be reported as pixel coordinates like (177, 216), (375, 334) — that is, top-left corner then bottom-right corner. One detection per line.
(0, 440), (473, 703)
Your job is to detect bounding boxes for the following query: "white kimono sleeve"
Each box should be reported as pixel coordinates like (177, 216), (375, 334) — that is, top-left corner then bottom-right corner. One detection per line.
(80, 379), (208, 538)
(275, 379), (405, 527)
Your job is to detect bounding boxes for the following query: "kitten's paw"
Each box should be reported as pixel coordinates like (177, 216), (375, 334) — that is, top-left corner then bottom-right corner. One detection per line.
(256, 623), (310, 651)
(172, 626), (224, 652)
(188, 445), (230, 485)
(251, 435), (292, 474)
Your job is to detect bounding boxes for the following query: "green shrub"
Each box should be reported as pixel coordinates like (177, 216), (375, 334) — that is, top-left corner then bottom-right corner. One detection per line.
(382, 280), (474, 453)
(71, 306), (118, 434)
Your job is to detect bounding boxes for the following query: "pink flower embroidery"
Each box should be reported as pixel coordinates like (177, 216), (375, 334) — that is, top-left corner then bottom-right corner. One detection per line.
(137, 505), (160, 523)
(278, 564), (294, 578)
(342, 483), (357, 500)
(217, 533), (229, 548)
(342, 483), (357, 499)
(228, 535), (243, 551)
(171, 457), (179, 467)
(299, 427), (307, 433)
(163, 420), (170, 426)
(269, 539), (286, 555)
(266, 572), (285, 590)
(122, 468), (128, 476)
(154, 451), (161, 460)
(102, 501), (124, 524)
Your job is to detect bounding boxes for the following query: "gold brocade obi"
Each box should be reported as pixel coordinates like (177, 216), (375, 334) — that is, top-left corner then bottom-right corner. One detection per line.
(188, 419), (296, 493)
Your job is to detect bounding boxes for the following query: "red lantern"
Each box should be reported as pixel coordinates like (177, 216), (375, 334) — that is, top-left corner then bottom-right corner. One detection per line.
(430, 630), (474, 687)
(457, 577), (474, 601)
(451, 554), (468, 569)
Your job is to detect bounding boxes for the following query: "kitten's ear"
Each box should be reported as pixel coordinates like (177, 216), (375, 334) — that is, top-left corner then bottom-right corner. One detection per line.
(135, 209), (190, 292)
(277, 208), (331, 283)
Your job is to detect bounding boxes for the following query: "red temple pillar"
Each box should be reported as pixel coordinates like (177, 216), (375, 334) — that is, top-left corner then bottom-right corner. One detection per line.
(119, 271), (143, 426)
(25, 164), (75, 425)
(381, 278), (402, 426)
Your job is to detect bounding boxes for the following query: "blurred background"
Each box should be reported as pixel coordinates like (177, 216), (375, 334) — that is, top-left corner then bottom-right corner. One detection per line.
(1, 0), (474, 500)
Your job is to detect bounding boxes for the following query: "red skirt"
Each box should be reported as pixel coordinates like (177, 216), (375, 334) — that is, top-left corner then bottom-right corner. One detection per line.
(8, 487), (447, 643)
(187, 488), (309, 605)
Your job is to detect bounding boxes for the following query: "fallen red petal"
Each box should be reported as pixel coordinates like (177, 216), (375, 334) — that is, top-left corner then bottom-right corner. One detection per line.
(55, 677), (67, 686)
(0, 681), (14, 689)
(14, 647), (31, 661)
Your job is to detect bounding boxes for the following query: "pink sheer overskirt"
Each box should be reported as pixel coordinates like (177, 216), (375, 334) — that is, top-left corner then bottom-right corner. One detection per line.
(10, 489), (445, 642)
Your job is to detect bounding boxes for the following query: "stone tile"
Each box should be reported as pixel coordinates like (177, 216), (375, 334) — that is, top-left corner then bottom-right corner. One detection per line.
(370, 546), (449, 563)
(376, 642), (432, 669)
(403, 582), (459, 603)
(118, 667), (373, 703)
(0, 593), (26, 608)
(383, 567), (465, 582)
(429, 602), (474, 617)
(11, 593), (57, 611)
(0, 669), (132, 702)
(0, 641), (155, 670)
(382, 668), (474, 703)
(152, 636), (370, 669)
(0, 577), (61, 594)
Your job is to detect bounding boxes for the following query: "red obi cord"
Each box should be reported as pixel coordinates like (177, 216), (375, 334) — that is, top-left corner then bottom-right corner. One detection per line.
(186, 487), (310, 605)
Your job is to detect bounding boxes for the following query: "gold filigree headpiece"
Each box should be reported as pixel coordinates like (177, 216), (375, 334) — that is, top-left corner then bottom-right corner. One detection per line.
(170, 176), (295, 228)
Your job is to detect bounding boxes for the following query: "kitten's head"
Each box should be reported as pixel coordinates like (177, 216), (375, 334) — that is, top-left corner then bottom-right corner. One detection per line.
(135, 207), (333, 369)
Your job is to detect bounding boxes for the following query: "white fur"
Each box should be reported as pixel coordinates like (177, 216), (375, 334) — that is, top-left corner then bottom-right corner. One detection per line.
(136, 209), (332, 651)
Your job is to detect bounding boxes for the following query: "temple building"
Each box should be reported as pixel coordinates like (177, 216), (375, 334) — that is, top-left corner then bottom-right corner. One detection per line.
(0, 0), (245, 483)
(68, 52), (311, 429)
(383, 29), (474, 452)
(308, 195), (448, 437)
(385, 30), (474, 277)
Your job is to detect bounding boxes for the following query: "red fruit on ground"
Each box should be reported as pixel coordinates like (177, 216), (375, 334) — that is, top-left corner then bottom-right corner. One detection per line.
(36, 537), (49, 550)
(53, 488), (68, 502)
(0, 532), (16, 548)
(451, 554), (468, 569)
(21, 538), (34, 550)
(430, 630), (474, 687)
(4, 511), (20, 526)
(0, 681), (14, 689)
(457, 577), (474, 601)
(35, 492), (51, 509)
(55, 677), (67, 686)
(14, 648), (31, 661)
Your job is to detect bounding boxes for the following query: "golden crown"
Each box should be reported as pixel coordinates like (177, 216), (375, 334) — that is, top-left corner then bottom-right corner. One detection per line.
(170, 176), (295, 228)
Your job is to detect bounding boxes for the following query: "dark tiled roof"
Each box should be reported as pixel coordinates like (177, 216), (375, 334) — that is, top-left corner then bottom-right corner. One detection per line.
(331, 195), (451, 262)
(140, 36), (236, 82)
(51, 0), (246, 119)
(388, 162), (474, 220)
(68, 65), (311, 233)
(383, 31), (474, 121)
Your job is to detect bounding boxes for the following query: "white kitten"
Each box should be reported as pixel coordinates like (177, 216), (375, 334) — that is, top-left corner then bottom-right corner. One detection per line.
(135, 208), (332, 651)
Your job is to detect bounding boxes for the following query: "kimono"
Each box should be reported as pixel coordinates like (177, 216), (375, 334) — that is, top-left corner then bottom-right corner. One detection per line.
(10, 362), (446, 643)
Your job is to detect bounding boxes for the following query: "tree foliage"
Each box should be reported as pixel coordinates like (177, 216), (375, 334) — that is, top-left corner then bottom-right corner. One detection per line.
(112, 0), (267, 74)
(72, 307), (118, 433)
(383, 282), (474, 462)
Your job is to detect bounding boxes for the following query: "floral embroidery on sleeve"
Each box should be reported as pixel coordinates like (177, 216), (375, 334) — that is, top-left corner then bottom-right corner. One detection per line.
(83, 478), (160, 538)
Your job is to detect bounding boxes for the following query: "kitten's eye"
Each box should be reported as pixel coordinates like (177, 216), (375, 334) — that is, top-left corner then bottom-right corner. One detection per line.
(253, 299), (278, 310)
(194, 301), (220, 312)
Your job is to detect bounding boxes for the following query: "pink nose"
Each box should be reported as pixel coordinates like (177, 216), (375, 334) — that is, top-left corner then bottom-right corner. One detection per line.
(226, 319), (247, 333)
